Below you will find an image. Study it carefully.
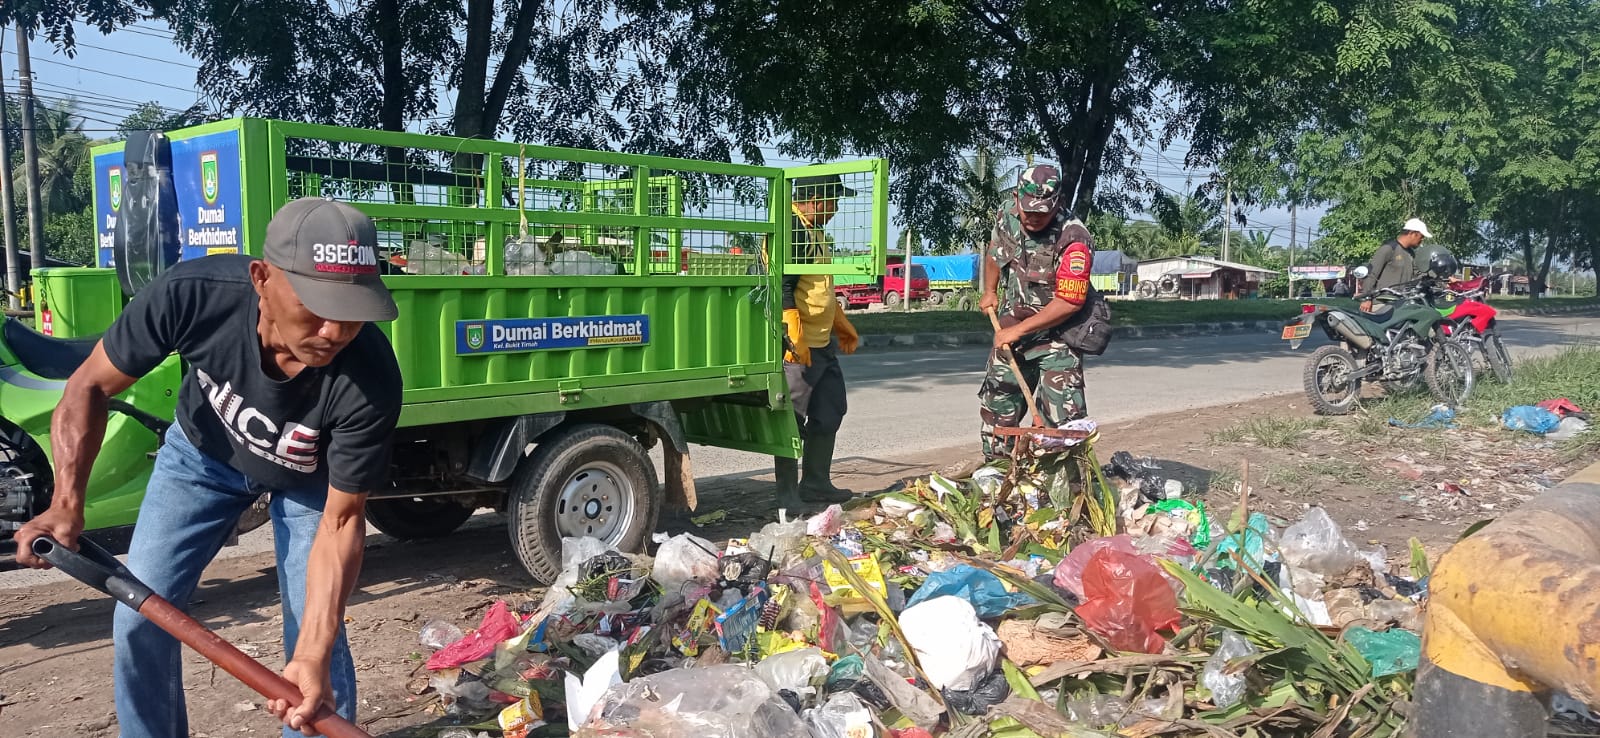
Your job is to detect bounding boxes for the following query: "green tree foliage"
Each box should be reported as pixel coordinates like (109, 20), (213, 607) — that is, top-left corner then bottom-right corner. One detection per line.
(4, 99), (99, 264)
(1233, 0), (1600, 296)
(117, 101), (208, 137)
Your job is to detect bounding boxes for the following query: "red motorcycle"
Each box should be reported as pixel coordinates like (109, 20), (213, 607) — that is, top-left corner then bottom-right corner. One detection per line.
(1431, 277), (1514, 383)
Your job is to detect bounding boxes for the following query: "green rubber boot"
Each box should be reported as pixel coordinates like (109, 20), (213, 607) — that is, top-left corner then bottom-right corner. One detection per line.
(774, 456), (804, 511)
(799, 432), (854, 503)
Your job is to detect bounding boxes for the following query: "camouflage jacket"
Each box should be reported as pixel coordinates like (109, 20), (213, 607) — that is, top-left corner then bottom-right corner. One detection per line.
(988, 205), (1094, 318)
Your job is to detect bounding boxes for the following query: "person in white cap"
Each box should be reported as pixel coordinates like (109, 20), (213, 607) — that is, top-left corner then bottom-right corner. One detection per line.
(1359, 217), (1432, 312)
(14, 196), (403, 737)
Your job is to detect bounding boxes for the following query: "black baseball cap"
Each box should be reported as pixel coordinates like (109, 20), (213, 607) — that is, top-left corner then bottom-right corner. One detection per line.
(792, 173), (858, 202)
(263, 197), (398, 322)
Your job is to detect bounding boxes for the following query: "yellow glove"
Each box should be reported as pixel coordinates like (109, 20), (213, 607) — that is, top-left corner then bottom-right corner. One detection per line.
(833, 310), (859, 355)
(782, 309), (811, 365)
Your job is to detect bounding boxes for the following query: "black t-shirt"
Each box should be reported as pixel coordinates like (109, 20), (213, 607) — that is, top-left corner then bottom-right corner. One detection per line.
(103, 255), (403, 493)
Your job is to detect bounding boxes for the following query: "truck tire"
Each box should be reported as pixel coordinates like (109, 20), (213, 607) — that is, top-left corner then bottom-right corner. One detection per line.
(956, 292), (976, 312)
(836, 295), (849, 312)
(366, 496), (476, 540)
(507, 423), (659, 584)
(926, 291), (945, 306)
(884, 290), (902, 309)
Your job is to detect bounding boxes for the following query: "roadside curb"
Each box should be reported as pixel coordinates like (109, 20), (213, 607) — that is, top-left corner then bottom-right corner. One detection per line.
(855, 305), (1600, 352)
(857, 319), (1287, 351)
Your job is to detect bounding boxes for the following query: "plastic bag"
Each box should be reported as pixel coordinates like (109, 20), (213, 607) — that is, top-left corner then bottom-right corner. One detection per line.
(1054, 535), (1138, 599)
(861, 652), (943, 729)
(652, 533), (721, 593)
(1064, 694), (1131, 727)
(755, 647), (829, 702)
(551, 250), (618, 275)
(577, 664), (806, 738)
(1346, 627), (1421, 677)
(904, 564), (1036, 618)
(806, 505), (846, 537)
(942, 668), (1011, 715)
(1503, 405), (1562, 435)
(503, 235), (550, 276)
(1548, 416), (1592, 441)
(803, 692), (873, 738)
(419, 620), (465, 651)
(1214, 512), (1272, 572)
(748, 520), (808, 566)
(1200, 630), (1257, 708)
(1075, 548), (1181, 654)
(898, 595), (1001, 691)
(426, 601), (522, 670)
(1279, 507), (1369, 578)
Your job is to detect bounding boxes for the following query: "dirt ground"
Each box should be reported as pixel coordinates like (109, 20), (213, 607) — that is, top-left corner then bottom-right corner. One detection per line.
(0, 394), (1584, 737)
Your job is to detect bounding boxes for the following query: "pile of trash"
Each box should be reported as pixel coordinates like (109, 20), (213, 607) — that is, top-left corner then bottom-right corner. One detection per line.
(409, 448), (1426, 737)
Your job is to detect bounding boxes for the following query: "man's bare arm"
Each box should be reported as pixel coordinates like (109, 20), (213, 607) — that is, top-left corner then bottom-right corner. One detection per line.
(14, 344), (138, 567)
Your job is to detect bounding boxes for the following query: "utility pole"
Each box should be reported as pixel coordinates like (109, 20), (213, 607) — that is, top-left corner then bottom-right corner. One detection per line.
(1221, 180), (1231, 262)
(1287, 203), (1297, 293)
(902, 230), (912, 312)
(0, 29), (21, 309)
(14, 24), (46, 287)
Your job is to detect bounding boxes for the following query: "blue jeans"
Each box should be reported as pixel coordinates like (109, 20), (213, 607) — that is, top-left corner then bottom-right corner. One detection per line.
(113, 421), (356, 738)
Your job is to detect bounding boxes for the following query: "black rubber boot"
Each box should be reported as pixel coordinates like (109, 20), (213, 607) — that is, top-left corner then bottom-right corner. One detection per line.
(774, 456), (805, 511)
(799, 432), (854, 503)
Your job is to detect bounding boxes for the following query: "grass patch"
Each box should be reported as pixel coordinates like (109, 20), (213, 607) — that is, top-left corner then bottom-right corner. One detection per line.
(1463, 347), (1600, 417)
(1209, 415), (1329, 449)
(1203, 467), (1240, 495)
(1264, 459), (1371, 496)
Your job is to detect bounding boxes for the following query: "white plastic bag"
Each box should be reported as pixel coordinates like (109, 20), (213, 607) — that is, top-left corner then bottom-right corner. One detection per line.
(898, 595), (1000, 691)
(1200, 630), (1258, 708)
(803, 692), (873, 738)
(577, 664), (807, 738)
(504, 235), (550, 275)
(652, 533), (720, 593)
(755, 647), (829, 703)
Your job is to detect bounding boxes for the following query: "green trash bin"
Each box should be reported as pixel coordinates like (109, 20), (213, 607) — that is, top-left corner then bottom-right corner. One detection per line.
(32, 267), (125, 338)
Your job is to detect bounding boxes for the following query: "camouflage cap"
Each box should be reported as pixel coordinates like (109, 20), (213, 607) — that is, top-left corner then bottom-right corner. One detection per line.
(1016, 165), (1062, 213)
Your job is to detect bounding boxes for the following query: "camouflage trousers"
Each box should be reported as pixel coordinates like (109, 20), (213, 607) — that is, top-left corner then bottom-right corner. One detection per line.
(978, 341), (1087, 459)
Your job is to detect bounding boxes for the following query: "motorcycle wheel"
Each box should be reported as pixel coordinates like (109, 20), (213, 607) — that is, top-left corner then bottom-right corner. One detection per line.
(1304, 344), (1363, 415)
(1482, 331), (1514, 384)
(1425, 340), (1476, 406)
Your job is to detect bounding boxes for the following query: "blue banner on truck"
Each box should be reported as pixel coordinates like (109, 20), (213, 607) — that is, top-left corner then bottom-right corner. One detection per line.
(96, 129), (244, 267)
(455, 315), (651, 355)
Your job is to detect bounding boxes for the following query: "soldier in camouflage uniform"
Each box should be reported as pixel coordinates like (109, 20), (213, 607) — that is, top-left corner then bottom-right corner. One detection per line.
(978, 165), (1095, 459)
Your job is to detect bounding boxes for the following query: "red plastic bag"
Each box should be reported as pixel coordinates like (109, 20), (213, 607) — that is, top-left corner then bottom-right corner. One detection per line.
(426, 600), (522, 670)
(1074, 548), (1181, 654)
(1054, 534), (1137, 599)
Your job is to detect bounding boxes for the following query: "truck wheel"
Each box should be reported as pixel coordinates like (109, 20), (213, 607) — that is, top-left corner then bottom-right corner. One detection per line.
(956, 293), (976, 312)
(885, 291), (902, 309)
(836, 295), (849, 312)
(507, 424), (659, 584)
(366, 496), (476, 540)
(926, 291), (945, 307)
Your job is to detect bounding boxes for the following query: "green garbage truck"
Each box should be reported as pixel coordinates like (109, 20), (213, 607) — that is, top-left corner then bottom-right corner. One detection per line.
(1, 118), (886, 582)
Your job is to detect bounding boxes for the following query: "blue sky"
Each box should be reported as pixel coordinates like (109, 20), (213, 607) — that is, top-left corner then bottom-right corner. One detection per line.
(6, 21), (1330, 251)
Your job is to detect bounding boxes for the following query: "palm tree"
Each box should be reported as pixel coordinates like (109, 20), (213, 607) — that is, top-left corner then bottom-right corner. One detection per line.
(13, 99), (91, 216)
(946, 146), (1017, 255)
(1150, 187), (1222, 256)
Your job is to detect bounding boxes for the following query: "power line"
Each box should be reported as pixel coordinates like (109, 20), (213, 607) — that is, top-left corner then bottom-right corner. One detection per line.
(1, 50), (197, 93)
(69, 40), (201, 69)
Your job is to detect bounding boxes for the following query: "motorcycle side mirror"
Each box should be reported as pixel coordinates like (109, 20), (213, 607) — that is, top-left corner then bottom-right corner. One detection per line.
(1352, 266), (1370, 279)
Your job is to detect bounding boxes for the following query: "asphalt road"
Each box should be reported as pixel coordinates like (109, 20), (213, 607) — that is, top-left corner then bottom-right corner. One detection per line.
(4, 313), (1595, 589)
(689, 311), (1600, 477)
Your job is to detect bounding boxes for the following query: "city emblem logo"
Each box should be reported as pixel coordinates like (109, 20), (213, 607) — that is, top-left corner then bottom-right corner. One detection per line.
(465, 323), (486, 351)
(201, 152), (220, 204)
(109, 167), (123, 211)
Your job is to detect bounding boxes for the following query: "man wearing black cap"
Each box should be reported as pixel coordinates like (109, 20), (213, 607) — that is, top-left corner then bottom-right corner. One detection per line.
(14, 197), (403, 737)
(772, 174), (860, 509)
(978, 165), (1096, 459)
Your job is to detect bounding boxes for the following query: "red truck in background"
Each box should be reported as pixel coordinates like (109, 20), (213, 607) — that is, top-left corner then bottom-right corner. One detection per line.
(835, 257), (930, 309)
